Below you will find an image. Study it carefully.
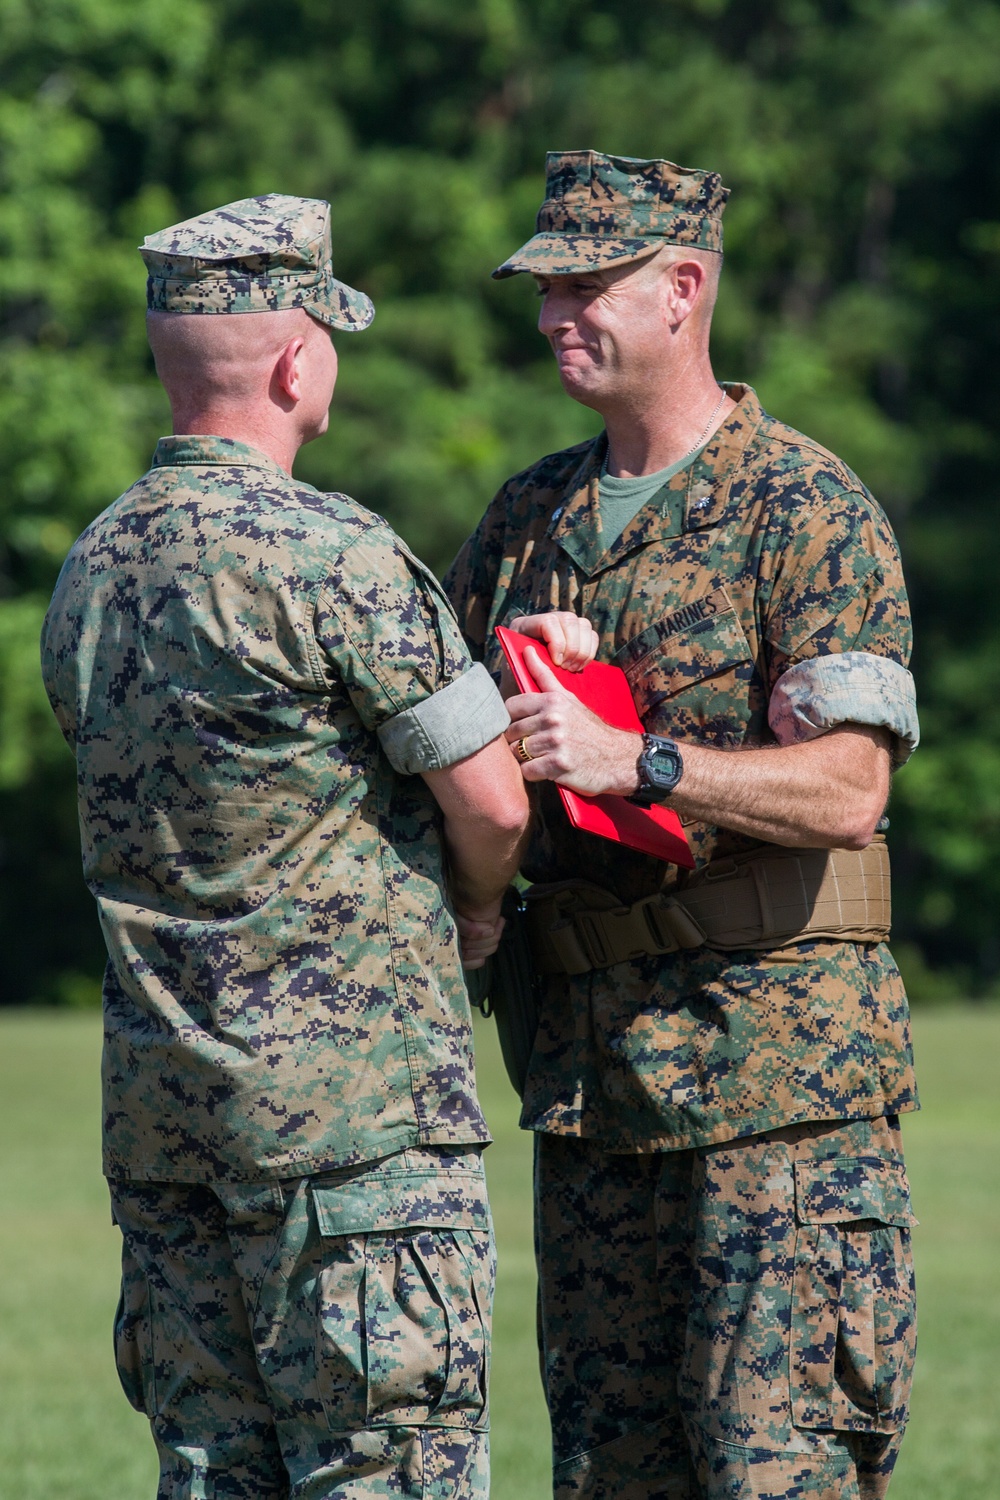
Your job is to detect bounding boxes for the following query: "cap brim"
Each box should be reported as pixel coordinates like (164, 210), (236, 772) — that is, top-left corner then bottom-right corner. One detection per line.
(307, 275), (375, 331)
(492, 233), (663, 279)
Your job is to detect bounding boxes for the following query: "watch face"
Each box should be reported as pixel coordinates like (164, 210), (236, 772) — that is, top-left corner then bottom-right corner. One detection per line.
(643, 739), (683, 791)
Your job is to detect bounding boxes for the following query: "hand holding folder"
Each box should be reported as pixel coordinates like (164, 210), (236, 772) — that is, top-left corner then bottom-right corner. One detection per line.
(496, 625), (694, 868)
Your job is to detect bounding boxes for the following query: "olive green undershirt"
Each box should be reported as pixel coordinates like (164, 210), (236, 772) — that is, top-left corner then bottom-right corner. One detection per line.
(598, 444), (706, 544)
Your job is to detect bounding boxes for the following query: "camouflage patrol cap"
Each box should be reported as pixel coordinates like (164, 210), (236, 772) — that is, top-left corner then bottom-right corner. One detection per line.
(493, 150), (729, 279)
(141, 193), (374, 331)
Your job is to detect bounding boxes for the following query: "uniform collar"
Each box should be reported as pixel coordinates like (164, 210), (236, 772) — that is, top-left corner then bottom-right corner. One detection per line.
(549, 384), (764, 577)
(151, 434), (288, 475)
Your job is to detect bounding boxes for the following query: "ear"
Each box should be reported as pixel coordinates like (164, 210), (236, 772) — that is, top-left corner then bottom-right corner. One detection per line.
(273, 336), (307, 405)
(663, 258), (707, 329)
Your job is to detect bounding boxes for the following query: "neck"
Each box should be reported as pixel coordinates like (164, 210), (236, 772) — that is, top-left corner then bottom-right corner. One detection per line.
(602, 357), (733, 478)
(169, 407), (302, 475)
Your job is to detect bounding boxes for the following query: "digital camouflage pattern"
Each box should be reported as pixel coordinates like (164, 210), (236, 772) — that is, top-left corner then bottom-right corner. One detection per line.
(768, 650), (918, 759)
(535, 1117), (916, 1500)
(112, 1145), (494, 1499)
(445, 384), (919, 1150)
(142, 193), (374, 331)
(41, 434), (497, 1182)
(492, 151), (728, 279)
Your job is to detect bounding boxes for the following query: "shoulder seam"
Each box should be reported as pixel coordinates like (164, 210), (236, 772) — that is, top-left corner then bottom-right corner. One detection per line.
(751, 420), (863, 488)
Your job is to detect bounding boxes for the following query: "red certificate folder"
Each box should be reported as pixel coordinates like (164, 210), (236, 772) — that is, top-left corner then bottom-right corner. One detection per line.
(495, 625), (694, 868)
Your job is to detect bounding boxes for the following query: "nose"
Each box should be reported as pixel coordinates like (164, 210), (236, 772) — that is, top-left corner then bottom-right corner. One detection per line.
(537, 286), (574, 339)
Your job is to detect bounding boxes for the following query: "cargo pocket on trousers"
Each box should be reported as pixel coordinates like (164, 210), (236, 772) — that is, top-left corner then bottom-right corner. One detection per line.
(113, 1241), (155, 1415)
(790, 1155), (917, 1434)
(367, 1228), (492, 1429)
(313, 1172), (493, 1433)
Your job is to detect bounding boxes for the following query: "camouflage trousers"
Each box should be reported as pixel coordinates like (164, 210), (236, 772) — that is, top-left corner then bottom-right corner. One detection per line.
(534, 1116), (916, 1500)
(109, 1146), (494, 1500)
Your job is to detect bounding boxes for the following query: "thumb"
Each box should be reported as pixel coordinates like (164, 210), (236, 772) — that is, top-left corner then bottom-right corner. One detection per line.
(523, 643), (568, 694)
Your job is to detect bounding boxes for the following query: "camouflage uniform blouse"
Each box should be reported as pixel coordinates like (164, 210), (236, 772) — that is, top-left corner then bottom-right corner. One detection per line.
(42, 436), (509, 1183)
(445, 387), (920, 1151)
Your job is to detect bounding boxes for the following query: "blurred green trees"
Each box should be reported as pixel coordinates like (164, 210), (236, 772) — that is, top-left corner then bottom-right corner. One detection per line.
(1, 0), (997, 1002)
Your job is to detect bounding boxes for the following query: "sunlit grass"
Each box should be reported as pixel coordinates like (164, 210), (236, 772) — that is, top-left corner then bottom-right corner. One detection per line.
(0, 1007), (995, 1498)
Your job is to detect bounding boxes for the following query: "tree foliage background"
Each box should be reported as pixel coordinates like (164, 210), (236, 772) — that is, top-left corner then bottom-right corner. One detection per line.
(1, 0), (997, 1005)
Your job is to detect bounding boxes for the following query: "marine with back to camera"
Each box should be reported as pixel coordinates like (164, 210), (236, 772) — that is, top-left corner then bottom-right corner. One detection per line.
(446, 151), (920, 1500)
(40, 192), (530, 1500)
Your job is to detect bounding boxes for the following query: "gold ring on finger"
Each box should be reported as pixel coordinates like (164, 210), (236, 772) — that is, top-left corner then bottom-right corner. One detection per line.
(515, 736), (534, 763)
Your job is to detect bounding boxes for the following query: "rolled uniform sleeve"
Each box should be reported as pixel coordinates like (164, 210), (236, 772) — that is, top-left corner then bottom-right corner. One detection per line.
(315, 525), (509, 773)
(769, 652), (918, 764)
(762, 489), (919, 766)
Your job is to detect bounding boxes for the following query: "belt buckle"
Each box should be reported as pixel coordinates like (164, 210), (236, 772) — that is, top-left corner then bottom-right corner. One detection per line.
(643, 896), (706, 953)
(573, 910), (614, 969)
(634, 895), (680, 955)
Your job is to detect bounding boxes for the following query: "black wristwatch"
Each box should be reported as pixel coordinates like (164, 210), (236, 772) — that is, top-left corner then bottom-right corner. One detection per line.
(627, 734), (684, 806)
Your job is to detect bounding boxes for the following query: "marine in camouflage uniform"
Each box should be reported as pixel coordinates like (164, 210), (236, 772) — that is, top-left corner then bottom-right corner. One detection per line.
(41, 195), (528, 1499)
(445, 153), (920, 1499)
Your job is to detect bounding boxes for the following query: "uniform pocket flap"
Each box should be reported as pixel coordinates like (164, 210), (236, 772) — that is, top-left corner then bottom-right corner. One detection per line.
(795, 1156), (916, 1228)
(313, 1168), (491, 1237)
(615, 590), (752, 688)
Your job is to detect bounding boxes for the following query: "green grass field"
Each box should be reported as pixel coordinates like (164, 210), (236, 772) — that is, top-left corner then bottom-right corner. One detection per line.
(0, 1007), (996, 1498)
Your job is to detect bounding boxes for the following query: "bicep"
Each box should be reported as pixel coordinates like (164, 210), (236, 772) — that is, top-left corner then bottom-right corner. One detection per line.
(763, 501), (917, 766)
(762, 490), (910, 667)
(316, 528), (471, 731)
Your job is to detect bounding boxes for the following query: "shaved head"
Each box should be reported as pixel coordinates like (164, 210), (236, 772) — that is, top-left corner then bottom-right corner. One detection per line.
(147, 307), (322, 408)
(146, 307), (339, 465)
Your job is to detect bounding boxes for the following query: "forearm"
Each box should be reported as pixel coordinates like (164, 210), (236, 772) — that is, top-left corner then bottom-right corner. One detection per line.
(422, 737), (531, 918)
(504, 644), (893, 850)
(589, 725), (892, 849)
(507, 688), (891, 850)
(664, 728), (891, 848)
(443, 809), (531, 913)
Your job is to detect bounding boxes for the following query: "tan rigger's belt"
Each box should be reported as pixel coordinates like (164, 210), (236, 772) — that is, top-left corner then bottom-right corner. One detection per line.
(525, 837), (891, 976)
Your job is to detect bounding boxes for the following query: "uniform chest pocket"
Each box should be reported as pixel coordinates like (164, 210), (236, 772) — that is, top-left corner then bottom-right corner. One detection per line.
(614, 590), (758, 746)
